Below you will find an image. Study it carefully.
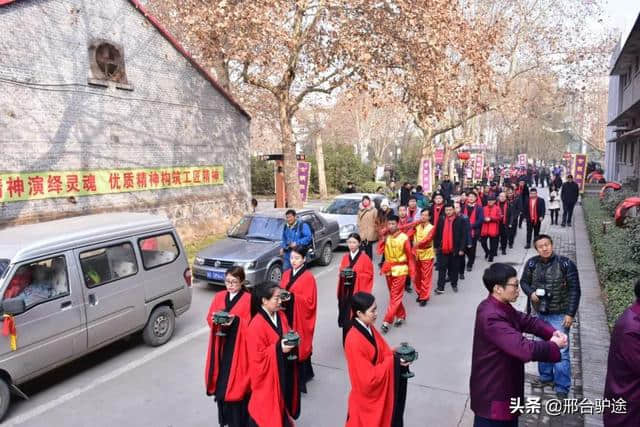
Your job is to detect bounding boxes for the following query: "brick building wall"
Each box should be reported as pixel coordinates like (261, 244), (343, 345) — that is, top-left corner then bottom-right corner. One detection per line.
(0, 0), (251, 239)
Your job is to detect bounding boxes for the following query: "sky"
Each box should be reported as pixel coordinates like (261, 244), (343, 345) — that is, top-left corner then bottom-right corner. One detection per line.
(604, 0), (640, 43)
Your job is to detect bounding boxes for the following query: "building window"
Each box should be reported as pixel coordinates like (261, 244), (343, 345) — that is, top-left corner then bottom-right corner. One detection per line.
(623, 142), (628, 163)
(631, 141), (636, 165)
(87, 40), (132, 90)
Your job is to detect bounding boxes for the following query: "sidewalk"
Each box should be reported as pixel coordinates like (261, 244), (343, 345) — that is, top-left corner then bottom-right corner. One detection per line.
(511, 197), (610, 427)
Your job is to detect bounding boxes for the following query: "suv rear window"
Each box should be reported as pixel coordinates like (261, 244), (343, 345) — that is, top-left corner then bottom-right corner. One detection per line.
(139, 233), (179, 270)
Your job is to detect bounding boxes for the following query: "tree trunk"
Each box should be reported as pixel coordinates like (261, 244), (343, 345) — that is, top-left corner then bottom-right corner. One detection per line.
(442, 143), (451, 177)
(279, 102), (303, 208)
(212, 56), (230, 92)
(315, 133), (328, 199)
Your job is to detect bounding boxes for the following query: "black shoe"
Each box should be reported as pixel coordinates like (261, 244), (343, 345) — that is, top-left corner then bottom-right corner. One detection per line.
(419, 300), (427, 307)
(459, 273), (465, 280)
(508, 243), (513, 249)
(501, 249), (506, 255)
(567, 222), (571, 226)
(452, 285), (458, 293)
(488, 256), (494, 262)
(405, 286), (413, 293)
(394, 319), (404, 327)
(466, 266), (472, 272)
(524, 245), (531, 249)
(381, 323), (389, 334)
(561, 223), (566, 227)
(435, 288), (444, 294)
(415, 297), (420, 303)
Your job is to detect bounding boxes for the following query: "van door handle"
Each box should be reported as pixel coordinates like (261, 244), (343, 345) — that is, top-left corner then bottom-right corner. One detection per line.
(60, 301), (72, 310)
(88, 294), (98, 306)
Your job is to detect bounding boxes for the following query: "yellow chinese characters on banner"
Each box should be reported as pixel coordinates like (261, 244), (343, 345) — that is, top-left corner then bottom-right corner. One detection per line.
(0, 166), (224, 203)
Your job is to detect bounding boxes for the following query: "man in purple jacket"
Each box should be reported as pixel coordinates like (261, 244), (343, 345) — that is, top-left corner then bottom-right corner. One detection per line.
(603, 279), (640, 426)
(470, 263), (567, 426)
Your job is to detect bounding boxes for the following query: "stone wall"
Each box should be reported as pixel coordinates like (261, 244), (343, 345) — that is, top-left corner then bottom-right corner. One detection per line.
(0, 0), (250, 239)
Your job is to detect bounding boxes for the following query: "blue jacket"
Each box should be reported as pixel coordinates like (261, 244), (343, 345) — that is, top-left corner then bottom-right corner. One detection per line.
(281, 220), (313, 250)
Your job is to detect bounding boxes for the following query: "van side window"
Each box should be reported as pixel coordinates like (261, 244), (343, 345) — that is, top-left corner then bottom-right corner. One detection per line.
(2, 256), (69, 308)
(139, 234), (179, 270)
(80, 243), (138, 288)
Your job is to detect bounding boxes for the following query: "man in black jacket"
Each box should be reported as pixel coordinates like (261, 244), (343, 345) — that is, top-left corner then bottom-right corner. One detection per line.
(523, 188), (546, 249)
(520, 234), (581, 399)
(560, 175), (580, 227)
(434, 201), (467, 294)
(440, 174), (454, 201)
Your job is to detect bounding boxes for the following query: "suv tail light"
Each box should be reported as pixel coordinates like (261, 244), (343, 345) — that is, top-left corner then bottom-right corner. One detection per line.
(184, 268), (192, 287)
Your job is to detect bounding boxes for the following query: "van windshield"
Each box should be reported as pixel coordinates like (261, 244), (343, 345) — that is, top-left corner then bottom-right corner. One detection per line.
(0, 259), (8, 279)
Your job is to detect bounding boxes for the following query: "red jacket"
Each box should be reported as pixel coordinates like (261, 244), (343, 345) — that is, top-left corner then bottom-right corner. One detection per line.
(480, 204), (502, 237)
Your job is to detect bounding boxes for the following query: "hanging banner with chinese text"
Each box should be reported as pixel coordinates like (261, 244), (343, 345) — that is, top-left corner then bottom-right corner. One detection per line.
(517, 154), (527, 168)
(474, 154), (484, 181)
(434, 149), (444, 165)
(419, 157), (433, 193)
(297, 161), (311, 203)
(0, 166), (224, 203)
(573, 154), (587, 192)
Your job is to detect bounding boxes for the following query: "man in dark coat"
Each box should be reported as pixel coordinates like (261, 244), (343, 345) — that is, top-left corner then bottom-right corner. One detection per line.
(434, 202), (467, 294)
(603, 279), (640, 427)
(470, 263), (565, 427)
(440, 174), (454, 201)
(520, 234), (581, 399)
(560, 174), (580, 227)
(400, 182), (412, 206)
(522, 188), (545, 249)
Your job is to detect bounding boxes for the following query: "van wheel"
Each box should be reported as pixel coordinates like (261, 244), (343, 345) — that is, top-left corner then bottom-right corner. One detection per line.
(143, 306), (175, 347)
(317, 242), (333, 266)
(0, 378), (10, 423)
(267, 263), (282, 283)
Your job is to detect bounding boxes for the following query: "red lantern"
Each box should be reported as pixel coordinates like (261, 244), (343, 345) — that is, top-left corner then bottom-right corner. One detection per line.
(599, 182), (621, 201)
(457, 152), (470, 161)
(615, 197), (640, 227)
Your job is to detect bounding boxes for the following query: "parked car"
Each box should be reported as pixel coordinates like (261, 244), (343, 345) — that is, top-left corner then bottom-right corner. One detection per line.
(0, 213), (192, 421)
(193, 209), (340, 286)
(319, 193), (389, 245)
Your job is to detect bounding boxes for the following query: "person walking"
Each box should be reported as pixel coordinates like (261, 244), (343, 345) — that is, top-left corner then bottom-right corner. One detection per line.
(497, 192), (511, 255)
(337, 234), (374, 338)
(440, 174), (454, 201)
(548, 185), (561, 226)
(357, 195), (378, 259)
(470, 263), (566, 427)
(455, 201), (471, 281)
(479, 196), (502, 262)
(523, 188), (545, 249)
(603, 279), (640, 426)
(560, 175), (580, 227)
(520, 234), (581, 399)
(505, 188), (519, 249)
(205, 267), (252, 427)
(280, 209), (313, 271)
(344, 292), (410, 427)
(413, 210), (436, 306)
(279, 247), (318, 393)
(378, 215), (415, 333)
(247, 283), (300, 427)
(464, 192), (484, 272)
(552, 173), (562, 192)
(434, 202), (466, 294)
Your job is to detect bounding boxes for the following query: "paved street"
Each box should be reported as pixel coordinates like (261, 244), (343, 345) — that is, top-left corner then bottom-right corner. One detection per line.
(3, 187), (592, 427)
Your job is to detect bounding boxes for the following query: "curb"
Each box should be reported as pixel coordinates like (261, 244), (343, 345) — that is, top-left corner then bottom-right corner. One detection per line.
(575, 205), (610, 427)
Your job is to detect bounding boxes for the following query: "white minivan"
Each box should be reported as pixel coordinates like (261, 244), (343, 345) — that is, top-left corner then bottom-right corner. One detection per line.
(0, 213), (192, 421)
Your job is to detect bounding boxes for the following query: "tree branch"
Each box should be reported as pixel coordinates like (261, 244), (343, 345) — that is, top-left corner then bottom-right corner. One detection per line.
(242, 62), (277, 95)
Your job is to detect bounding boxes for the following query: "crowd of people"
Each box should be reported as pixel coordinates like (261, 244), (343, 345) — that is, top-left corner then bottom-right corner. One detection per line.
(202, 167), (637, 427)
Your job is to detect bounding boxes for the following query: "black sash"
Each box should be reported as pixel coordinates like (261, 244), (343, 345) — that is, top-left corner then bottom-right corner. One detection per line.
(338, 252), (361, 330)
(283, 267), (306, 329)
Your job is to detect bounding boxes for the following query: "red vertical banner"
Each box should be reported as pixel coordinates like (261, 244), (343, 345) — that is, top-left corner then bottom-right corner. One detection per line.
(297, 161), (311, 203)
(474, 154), (484, 181)
(518, 153), (527, 168)
(573, 154), (587, 192)
(420, 157), (433, 193)
(434, 149), (444, 165)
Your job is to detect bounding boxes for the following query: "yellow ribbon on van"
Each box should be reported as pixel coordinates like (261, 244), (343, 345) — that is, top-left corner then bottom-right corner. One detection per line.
(2, 314), (17, 351)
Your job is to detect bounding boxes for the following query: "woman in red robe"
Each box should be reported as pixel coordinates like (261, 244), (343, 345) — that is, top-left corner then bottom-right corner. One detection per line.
(247, 282), (300, 427)
(204, 267), (252, 427)
(337, 233), (374, 333)
(344, 292), (411, 427)
(280, 246), (318, 393)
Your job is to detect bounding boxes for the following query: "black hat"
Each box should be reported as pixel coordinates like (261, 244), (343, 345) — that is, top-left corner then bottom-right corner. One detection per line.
(444, 201), (454, 208)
